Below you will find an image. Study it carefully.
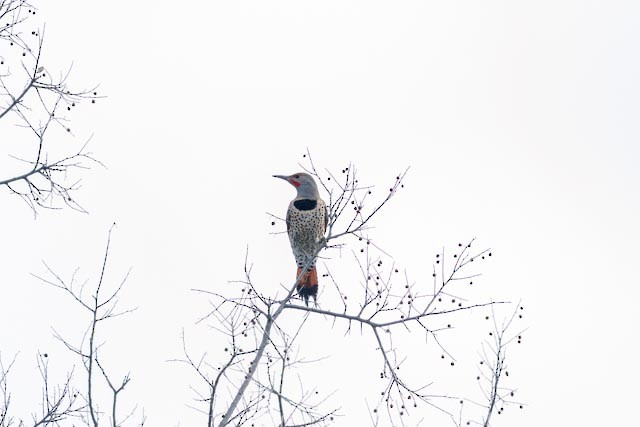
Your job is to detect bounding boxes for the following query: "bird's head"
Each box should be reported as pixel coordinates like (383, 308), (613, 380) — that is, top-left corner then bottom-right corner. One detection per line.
(273, 172), (320, 199)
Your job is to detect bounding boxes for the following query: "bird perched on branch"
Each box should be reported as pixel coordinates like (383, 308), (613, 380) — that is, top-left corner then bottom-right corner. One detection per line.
(273, 172), (327, 305)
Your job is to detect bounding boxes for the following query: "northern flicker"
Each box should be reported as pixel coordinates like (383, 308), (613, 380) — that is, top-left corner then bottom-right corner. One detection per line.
(273, 172), (327, 305)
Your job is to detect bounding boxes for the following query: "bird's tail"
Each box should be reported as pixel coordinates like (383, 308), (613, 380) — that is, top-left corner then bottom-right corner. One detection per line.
(296, 267), (319, 306)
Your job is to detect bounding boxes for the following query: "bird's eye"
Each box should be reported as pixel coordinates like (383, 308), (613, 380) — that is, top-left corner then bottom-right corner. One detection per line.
(294, 175), (300, 179)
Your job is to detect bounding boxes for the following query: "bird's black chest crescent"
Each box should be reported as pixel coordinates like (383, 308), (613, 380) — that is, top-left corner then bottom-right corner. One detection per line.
(293, 199), (317, 211)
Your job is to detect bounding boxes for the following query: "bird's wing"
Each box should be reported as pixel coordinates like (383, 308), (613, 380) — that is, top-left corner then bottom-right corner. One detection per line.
(323, 200), (328, 232)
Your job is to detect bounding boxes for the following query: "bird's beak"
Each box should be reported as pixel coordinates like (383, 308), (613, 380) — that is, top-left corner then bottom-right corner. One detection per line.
(273, 175), (289, 181)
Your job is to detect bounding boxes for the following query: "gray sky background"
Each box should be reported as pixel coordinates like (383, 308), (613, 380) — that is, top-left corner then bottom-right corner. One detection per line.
(2, 1), (639, 425)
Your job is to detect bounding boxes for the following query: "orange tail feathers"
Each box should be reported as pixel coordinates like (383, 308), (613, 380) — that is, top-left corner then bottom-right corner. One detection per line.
(295, 267), (319, 306)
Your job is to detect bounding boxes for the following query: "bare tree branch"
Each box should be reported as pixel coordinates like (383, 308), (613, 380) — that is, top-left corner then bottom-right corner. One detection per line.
(0, 1), (103, 215)
(182, 156), (525, 426)
(34, 225), (141, 427)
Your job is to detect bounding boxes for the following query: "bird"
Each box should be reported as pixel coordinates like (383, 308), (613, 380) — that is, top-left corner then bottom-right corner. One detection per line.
(273, 172), (327, 305)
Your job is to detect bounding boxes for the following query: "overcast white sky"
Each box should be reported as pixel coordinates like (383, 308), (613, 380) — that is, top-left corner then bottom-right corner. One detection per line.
(2, 0), (640, 426)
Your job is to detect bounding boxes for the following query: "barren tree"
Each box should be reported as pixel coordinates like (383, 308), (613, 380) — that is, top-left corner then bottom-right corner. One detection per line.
(0, 351), (85, 427)
(0, 226), (143, 427)
(0, 3), (126, 424)
(178, 152), (527, 426)
(0, 0), (101, 215)
(32, 225), (145, 427)
(2, 4), (526, 425)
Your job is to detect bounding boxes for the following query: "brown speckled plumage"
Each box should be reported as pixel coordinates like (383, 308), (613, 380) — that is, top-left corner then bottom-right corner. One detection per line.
(274, 172), (327, 305)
